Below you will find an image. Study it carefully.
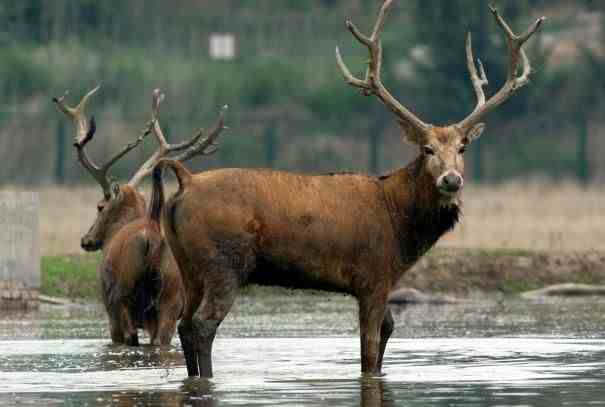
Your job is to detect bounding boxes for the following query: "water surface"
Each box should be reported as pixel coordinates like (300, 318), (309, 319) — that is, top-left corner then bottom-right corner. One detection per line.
(1, 294), (605, 406)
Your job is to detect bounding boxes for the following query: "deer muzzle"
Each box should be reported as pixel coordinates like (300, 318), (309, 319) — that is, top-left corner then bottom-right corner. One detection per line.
(81, 235), (102, 252)
(437, 171), (463, 194)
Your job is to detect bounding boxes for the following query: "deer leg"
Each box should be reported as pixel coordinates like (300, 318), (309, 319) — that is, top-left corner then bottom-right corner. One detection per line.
(156, 318), (178, 346)
(147, 318), (160, 345)
(108, 317), (125, 344)
(121, 304), (139, 347)
(377, 307), (394, 372)
(191, 271), (240, 378)
(155, 305), (179, 346)
(178, 294), (204, 376)
(358, 296), (388, 375)
(178, 319), (198, 376)
(177, 244), (251, 377)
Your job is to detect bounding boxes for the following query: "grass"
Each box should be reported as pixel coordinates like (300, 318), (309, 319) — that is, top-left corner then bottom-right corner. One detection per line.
(28, 181), (605, 257)
(32, 180), (605, 299)
(39, 252), (342, 301)
(41, 247), (605, 300)
(41, 253), (100, 300)
(496, 278), (544, 296)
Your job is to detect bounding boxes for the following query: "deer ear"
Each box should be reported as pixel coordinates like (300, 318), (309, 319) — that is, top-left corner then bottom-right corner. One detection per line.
(397, 120), (425, 145)
(464, 123), (485, 145)
(111, 183), (121, 200)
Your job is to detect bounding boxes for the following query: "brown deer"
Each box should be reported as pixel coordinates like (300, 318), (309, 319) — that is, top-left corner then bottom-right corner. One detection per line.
(53, 87), (227, 346)
(152, 1), (544, 376)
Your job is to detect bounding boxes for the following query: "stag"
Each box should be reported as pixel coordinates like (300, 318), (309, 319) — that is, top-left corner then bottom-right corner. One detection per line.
(53, 87), (227, 345)
(152, 1), (544, 376)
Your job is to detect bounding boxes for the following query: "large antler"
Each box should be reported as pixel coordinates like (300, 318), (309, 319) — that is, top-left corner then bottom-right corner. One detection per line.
(456, 6), (546, 132)
(335, 0), (431, 135)
(53, 86), (150, 199)
(127, 89), (228, 187)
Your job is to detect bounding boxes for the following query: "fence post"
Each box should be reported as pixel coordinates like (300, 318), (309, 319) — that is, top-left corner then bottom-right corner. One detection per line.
(472, 140), (483, 182)
(368, 119), (386, 175)
(265, 122), (276, 168)
(368, 108), (387, 175)
(55, 120), (66, 184)
(577, 116), (589, 183)
(369, 131), (380, 175)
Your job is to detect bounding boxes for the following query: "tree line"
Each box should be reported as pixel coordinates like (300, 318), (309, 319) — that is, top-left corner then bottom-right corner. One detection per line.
(0, 0), (603, 184)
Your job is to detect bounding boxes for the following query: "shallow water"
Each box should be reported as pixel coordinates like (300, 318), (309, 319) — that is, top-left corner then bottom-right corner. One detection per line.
(2, 294), (605, 406)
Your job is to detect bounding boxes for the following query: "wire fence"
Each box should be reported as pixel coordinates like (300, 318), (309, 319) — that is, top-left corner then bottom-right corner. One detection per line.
(0, 2), (601, 185)
(5, 109), (591, 187)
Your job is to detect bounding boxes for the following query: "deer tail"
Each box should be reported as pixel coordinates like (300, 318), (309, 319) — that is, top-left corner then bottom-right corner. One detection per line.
(153, 159), (192, 194)
(148, 165), (166, 227)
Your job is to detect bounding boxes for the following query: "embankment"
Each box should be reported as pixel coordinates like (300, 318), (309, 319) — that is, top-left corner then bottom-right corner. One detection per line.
(41, 249), (605, 300)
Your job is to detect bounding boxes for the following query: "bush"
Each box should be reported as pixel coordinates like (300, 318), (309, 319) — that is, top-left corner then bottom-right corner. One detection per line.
(0, 46), (50, 99)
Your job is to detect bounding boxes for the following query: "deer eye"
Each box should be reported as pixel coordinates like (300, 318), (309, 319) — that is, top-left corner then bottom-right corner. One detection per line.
(97, 204), (104, 212)
(423, 145), (435, 156)
(459, 146), (467, 155)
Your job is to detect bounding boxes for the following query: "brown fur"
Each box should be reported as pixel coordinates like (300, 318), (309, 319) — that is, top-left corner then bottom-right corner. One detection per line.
(154, 125), (471, 377)
(85, 184), (184, 346)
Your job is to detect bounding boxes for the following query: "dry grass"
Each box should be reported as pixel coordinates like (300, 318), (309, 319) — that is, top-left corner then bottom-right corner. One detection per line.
(36, 185), (101, 256)
(440, 181), (605, 252)
(14, 181), (605, 256)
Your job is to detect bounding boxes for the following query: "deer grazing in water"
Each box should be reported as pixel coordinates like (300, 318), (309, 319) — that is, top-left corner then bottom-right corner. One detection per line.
(53, 87), (227, 345)
(152, 1), (544, 376)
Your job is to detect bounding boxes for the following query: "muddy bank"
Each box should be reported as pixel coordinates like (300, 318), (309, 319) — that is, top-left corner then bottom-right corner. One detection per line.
(399, 248), (605, 295)
(41, 249), (605, 300)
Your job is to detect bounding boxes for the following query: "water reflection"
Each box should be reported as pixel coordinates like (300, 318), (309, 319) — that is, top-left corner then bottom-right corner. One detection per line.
(360, 378), (394, 407)
(96, 344), (182, 372)
(3, 297), (605, 406)
(78, 379), (395, 407)
(104, 379), (217, 407)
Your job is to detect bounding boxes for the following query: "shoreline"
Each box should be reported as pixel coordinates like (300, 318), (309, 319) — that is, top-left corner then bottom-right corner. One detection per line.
(41, 248), (605, 301)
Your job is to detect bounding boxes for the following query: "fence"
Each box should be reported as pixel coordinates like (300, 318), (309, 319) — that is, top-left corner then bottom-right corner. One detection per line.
(0, 2), (602, 185)
(25, 111), (597, 186)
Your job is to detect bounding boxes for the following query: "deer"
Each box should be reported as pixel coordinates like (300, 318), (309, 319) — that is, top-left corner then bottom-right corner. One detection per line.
(53, 86), (227, 346)
(151, 1), (544, 376)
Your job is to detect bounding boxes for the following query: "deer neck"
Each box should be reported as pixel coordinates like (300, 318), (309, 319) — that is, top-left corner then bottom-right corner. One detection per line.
(101, 193), (147, 252)
(100, 210), (143, 252)
(380, 156), (461, 266)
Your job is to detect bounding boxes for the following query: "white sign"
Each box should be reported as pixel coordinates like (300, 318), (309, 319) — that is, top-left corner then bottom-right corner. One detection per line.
(209, 33), (236, 60)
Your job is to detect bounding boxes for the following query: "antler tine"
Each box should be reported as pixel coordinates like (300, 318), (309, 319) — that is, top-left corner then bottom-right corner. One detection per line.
(466, 32), (489, 115)
(149, 88), (169, 149)
(53, 86), (113, 198)
(128, 90), (228, 188)
(335, 0), (431, 135)
(100, 123), (153, 173)
(53, 86), (151, 198)
(53, 85), (100, 146)
(171, 105), (229, 163)
(456, 7), (545, 132)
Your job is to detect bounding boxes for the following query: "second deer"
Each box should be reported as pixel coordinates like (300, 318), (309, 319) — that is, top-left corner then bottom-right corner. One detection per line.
(54, 87), (227, 345)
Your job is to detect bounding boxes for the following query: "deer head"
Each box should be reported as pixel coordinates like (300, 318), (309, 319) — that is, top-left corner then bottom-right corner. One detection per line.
(54, 87), (228, 251)
(336, 1), (545, 202)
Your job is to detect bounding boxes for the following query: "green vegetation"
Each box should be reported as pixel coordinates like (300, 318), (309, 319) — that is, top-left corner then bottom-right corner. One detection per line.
(41, 254), (100, 300)
(41, 248), (605, 300)
(39, 253), (340, 301)
(1, 1), (604, 183)
(497, 278), (544, 296)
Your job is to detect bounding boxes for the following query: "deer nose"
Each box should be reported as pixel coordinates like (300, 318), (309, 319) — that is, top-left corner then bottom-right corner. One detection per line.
(441, 172), (463, 192)
(81, 236), (101, 252)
